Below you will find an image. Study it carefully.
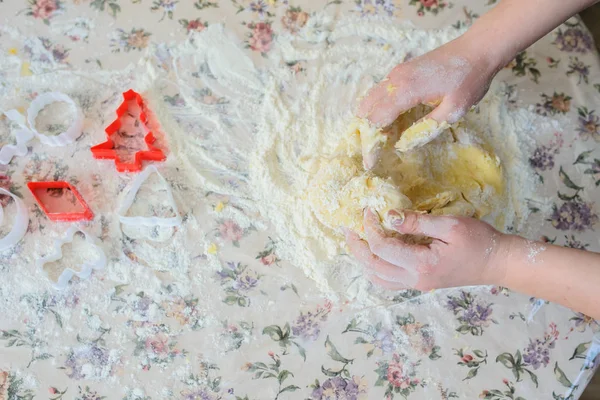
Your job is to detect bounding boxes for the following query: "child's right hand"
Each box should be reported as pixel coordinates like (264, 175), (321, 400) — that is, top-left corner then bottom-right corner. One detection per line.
(356, 34), (500, 167)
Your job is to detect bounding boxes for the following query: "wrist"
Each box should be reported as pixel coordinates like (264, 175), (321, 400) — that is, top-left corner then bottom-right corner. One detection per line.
(485, 233), (525, 287)
(458, 16), (514, 75)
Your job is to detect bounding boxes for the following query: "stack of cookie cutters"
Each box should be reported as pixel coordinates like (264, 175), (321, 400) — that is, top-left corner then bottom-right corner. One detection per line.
(91, 89), (165, 173)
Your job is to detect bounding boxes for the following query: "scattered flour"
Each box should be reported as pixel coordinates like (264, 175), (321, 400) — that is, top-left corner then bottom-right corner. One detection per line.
(526, 240), (547, 264)
(0, 14), (562, 320)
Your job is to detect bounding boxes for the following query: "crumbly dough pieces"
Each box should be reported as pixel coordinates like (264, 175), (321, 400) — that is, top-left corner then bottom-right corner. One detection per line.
(395, 118), (450, 152)
(307, 111), (506, 234)
(307, 156), (412, 233)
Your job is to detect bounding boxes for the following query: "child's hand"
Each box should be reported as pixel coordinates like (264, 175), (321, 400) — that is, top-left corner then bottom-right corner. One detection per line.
(356, 36), (499, 163)
(345, 209), (508, 291)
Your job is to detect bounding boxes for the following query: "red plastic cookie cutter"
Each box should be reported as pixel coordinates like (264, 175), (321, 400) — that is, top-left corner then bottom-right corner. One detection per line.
(90, 89), (165, 172)
(27, 181), (94, 222)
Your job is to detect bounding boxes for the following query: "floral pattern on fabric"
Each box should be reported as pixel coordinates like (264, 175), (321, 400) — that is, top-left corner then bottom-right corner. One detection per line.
(0, 1), (599, 399)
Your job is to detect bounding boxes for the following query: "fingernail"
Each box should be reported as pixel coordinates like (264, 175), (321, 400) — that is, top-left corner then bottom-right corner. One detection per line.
(386, 210), (405, 227)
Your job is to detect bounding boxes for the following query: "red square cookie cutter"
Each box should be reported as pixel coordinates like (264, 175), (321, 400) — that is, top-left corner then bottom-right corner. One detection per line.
(27, 181), (94, 222)
(90, 89), (165, 172)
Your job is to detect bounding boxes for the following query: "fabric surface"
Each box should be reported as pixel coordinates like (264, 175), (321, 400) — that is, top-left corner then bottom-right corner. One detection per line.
(1, 1), (600, 399)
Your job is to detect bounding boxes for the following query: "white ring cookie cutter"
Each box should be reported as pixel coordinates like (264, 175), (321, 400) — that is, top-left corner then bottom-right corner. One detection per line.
(0, 111), (35, 165)
(117, 165), (182, 227)
(2, 92), (83, 150)
(37, 226), (107, 290)
(0, 188), (30, 251)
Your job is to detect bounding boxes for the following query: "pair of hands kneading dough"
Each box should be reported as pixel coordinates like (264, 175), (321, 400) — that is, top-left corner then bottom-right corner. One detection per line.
(340, 0), (600, 321)
(315, 32), (511, 290)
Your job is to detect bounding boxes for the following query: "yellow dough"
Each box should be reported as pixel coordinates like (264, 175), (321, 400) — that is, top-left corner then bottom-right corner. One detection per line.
(307, 111), (506, 233)
(307, 156), (412, 233)
(395, 118), (450, 152)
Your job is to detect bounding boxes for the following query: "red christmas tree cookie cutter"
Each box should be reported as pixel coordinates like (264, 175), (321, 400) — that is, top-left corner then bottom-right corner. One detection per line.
(91, 89), (165, 172)
(27, 181), (94, 222)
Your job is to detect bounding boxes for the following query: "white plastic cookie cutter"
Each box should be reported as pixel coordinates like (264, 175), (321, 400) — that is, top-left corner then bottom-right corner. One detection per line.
(3, 92), (83, 149)
(117, 165), (182, 227)
(0, 111), (35, 165)
(37, 226), (107, 290)
(0, 188), (30, 251)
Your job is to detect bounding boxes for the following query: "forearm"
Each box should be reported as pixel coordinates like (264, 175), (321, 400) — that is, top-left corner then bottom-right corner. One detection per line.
(461, 0), (599, 71)
(495, 235), (600, 320)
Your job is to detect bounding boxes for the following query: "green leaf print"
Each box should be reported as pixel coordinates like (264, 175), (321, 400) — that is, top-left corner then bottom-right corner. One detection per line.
(554, 362), (573, 388)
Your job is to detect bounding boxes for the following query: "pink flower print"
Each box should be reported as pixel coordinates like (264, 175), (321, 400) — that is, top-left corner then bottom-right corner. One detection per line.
(387, 360), (410, 388)
(420, 0), (437, 7)
(145, 332), (170, 356)
(461, 354), (473, 363)
(248, 22), (273, 53)
(219, 219), (243, 243)
(0, 370), (8, 400)
(185, 19), (206, 33)
(260, 253), (277, 265)
(32, 0), (59, 20)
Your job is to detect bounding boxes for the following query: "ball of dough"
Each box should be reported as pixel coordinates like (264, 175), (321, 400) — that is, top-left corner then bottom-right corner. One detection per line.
(307, 156), (412, 233)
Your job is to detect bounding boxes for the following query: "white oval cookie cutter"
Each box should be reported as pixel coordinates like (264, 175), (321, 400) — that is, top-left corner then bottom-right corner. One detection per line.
(26, 92), (84, 147)
(117, 165), (182, 227)
(37, 226), (107, 290)
(0, 188), (30, 251)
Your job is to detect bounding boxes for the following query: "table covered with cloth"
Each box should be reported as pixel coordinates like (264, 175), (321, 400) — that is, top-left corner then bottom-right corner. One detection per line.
(1, 0), (600, 399)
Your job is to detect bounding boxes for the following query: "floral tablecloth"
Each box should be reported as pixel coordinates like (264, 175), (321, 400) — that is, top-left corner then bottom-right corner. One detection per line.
(1, 1), (600, 399)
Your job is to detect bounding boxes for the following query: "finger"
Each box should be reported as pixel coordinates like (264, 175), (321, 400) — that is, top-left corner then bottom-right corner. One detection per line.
(368, 274), (410, 291)
(367, 85), (423, 128)
(363, 209), (424, 267)
(356, 79), (389, 119)
(386, 210), (458, 242)
(345, 229), (417, 284)
(362, 144), (382, 170)
(359, 65), (429, 127)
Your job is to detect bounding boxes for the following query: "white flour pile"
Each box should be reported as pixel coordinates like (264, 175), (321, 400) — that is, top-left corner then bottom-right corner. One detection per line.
(167, 14), (563, 301)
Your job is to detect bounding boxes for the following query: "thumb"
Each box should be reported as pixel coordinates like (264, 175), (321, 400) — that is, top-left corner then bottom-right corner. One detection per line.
(394, 97), (463, 152)
(386, 210), (459, 241)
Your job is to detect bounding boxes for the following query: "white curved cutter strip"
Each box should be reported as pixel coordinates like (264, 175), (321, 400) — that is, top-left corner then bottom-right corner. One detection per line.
(117, 165), (182, 227)
(0, 110), (35, 165)
(0, 188), (30, 251)
(37, 226), (107, 290)
(26, 92), (84, 147)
